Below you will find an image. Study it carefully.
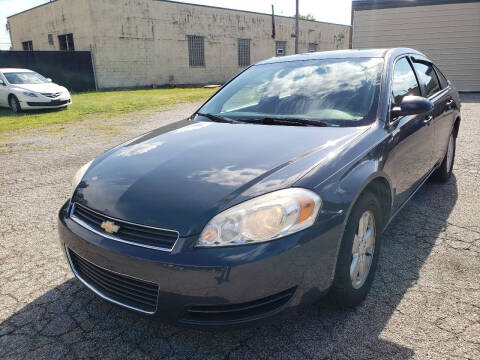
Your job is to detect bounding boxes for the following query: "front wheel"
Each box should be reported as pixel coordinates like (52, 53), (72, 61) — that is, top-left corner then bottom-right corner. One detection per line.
(432, 132), (455, 182)
(9, 95), (21, 113)
(329, 191), (382, 308)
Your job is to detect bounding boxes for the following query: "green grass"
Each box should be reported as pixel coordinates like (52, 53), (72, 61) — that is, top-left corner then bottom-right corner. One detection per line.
(0, 87), (216, 133)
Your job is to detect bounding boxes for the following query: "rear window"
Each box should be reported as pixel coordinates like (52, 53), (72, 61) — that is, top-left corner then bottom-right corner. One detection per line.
(199, 58), (384, 127)
(413, 61), (441, 98)
(434, 65), (449, 89)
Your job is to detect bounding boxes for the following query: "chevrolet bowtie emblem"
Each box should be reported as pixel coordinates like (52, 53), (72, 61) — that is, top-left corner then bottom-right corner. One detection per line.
(101, 220), (120, 234)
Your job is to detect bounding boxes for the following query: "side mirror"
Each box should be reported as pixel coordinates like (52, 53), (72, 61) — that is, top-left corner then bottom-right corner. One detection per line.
(47, 78), (52, 82)
(391, 95), (433, 118)
(0, 79), (5, 86)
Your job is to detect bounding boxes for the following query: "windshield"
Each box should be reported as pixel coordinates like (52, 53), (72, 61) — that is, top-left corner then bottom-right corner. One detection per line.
(4, 71), (49, 84)
(198, 58), (384, 126)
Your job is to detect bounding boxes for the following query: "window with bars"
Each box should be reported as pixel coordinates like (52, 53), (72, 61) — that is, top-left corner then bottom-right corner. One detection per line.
(22, 41), (33, 51)
(238, 39), (251, 67)
(308, 43), (317, 52)
(58, 33), (75, 51)
(187, 35), (205, 67)
(48, 34), (54, 45)
(276, 41), (286, 56)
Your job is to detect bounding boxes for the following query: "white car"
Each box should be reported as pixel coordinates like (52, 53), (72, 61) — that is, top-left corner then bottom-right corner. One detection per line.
(0, 68), (72, 112)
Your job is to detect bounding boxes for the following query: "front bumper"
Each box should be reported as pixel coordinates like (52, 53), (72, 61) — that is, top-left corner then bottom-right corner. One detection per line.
(20, 97), (71, 109)
(58, 201), (343, 325)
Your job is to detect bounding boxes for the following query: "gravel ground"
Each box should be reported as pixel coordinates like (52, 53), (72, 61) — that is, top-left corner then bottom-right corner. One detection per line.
(1, 95), (479, 359)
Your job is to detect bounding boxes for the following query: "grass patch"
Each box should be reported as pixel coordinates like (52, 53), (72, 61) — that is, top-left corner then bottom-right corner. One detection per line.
(0, 87), (216, 133)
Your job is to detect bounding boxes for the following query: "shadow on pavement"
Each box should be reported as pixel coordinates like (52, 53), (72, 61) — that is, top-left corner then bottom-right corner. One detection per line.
(459, 93), (480, 104)
(0, 175), (458, 359)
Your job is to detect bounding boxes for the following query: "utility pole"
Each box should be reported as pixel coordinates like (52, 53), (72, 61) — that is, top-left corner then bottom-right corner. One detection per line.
(295, 0), (299, 54)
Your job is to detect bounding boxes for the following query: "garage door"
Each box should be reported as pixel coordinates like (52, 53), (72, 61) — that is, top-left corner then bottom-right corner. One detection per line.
(353, 1), (480, 91)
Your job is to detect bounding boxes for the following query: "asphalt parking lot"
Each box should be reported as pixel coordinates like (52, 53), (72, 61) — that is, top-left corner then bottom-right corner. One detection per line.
(1, 94), (479, 360)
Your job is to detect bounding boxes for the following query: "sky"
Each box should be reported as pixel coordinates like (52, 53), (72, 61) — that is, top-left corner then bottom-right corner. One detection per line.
(0, 0), (352, 50)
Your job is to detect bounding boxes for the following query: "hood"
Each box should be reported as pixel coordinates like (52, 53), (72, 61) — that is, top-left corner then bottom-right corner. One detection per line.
(14, 83), (66, 94)
(75, 120), (367, 236)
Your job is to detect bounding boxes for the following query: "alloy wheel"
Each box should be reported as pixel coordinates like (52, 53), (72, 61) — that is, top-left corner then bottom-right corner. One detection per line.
(10, 97), (19, 112)
(446, 134), (454, 173)
(350, 210), (376, 289)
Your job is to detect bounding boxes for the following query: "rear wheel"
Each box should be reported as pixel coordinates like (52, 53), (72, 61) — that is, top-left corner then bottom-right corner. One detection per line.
(329, 191), (382, 308)
(433, 132), (455, 182)
(9, 95), (21, 113)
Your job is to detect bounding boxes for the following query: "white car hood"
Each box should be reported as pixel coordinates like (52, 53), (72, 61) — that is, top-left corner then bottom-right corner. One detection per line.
(13, 83), (67, 94)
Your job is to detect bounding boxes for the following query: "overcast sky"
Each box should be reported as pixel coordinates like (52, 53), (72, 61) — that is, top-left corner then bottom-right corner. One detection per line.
(0, 0), (352, 50)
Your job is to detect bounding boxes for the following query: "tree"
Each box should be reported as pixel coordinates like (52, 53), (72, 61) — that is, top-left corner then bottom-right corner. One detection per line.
(298, 14), (316, 21)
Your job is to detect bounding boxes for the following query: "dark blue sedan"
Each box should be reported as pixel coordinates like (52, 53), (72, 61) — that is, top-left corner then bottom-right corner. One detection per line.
(58, 48), (460, 325)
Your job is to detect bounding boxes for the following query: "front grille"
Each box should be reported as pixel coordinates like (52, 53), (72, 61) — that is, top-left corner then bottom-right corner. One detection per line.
(41, 92), (61, 98)
(27, 99), (69, 106)
(182, 287), (296, 325)
(68, 249), (158, 313)
(71, 203), (178, 251)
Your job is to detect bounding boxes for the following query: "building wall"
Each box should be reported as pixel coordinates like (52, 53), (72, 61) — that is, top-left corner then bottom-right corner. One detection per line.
(8, 0), (350, 89)
(7, 0), (94, 52)
(89, 0), (350, 89)
(353, 2), (480, 91)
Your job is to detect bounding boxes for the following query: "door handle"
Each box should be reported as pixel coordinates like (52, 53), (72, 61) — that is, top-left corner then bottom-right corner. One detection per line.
(446, 99), (455, 109)
(423, 115), (433, 125)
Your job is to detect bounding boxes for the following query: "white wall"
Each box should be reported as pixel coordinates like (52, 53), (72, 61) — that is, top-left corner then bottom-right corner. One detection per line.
(353, 2), (480, 91)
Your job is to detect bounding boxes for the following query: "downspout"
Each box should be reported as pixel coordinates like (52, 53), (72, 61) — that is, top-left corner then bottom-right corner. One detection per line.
(271, 5), (276, 39)
(89, 44), (99, 91)
(87, 0), (99, 90)
(6, 19), (14, 50)
(295, 0), (299, 54)
(350, 5), (354, 49)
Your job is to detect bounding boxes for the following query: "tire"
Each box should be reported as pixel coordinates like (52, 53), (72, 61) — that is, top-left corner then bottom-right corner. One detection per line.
(9, 95), (21, 113)
(432, 132), (455, 182)
(329, 191), (383, 308)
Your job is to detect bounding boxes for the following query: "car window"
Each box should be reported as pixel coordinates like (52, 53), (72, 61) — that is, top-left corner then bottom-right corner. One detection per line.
(3, 71), (49, 84)
(433, 65), (449, 89)
(391, 57), (420, 107)
(413, 61), (441, 97)
(199, 57), (384, 127)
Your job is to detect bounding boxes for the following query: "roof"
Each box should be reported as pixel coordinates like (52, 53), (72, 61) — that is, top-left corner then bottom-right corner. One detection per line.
(7, 0), (350, 27)
(353, 0), (480, 11)
(0, 68), (31, 73)
(256, 49), (391, 65)
(256, 48), (427, 65)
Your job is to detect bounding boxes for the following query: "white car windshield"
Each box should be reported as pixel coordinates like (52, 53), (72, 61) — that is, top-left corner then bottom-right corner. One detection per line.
(4, 72), (49, 84)
(198, 58), (384, 126)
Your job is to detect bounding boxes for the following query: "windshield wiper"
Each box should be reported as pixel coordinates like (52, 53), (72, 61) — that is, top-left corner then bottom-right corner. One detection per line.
(196, 112), (240, 124)
(197, 113), (330, 127)
(239, 117), (329, 127)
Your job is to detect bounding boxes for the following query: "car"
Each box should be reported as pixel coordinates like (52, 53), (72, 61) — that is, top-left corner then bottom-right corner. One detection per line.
(0, 68), (72, 112)
(58, 48), (460, 326)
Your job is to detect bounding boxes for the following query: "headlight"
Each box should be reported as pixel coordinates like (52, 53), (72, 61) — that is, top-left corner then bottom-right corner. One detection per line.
(198, 188), (321, 247)
(22, 91), (38, 97)
(71, 160), (93, 194)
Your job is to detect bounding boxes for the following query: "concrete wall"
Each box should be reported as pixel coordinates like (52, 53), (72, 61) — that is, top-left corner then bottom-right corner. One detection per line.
(8, 0), (350, 89)
(353, 2), (480, 91)
(7, 0), (94, 52)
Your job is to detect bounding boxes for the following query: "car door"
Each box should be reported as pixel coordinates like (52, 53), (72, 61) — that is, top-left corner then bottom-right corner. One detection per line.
(428, 63), (457, 164)
(384, 56), (436, 209)
(0, 72), (9, 106)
